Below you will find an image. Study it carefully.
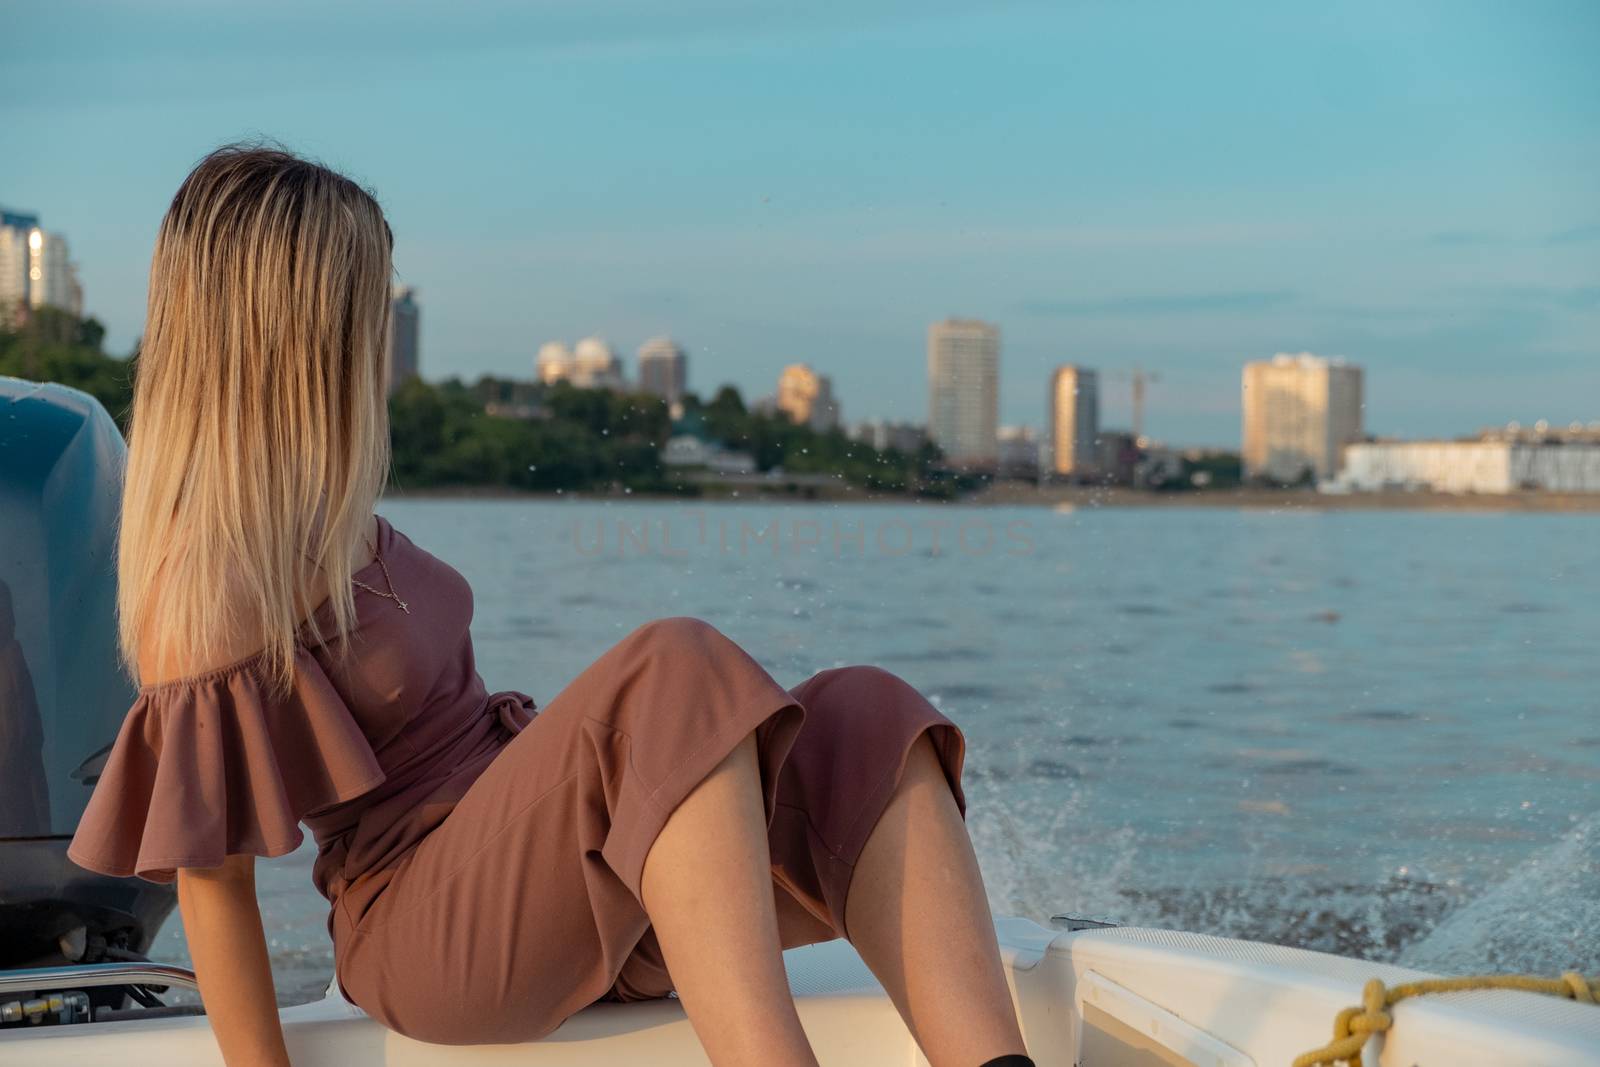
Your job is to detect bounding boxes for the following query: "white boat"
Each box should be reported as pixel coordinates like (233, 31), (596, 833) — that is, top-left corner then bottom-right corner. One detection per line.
(4, 916), (1599, 1065)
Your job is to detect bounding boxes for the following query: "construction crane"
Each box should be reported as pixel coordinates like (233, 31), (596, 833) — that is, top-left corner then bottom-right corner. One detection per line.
(1105, 366), (1162, 441)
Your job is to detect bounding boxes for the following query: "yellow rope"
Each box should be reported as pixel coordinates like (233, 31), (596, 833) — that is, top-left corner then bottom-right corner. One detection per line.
(1291, 971), (1600, 1067)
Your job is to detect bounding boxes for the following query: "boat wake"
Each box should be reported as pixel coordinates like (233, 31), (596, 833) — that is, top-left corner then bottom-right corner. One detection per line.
(1400, 811), (1600, 975)
(971, 788), (1600, 976)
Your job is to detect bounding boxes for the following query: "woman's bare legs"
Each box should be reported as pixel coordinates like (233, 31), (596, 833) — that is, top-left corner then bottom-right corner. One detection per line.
(639, 730), (819, 1067)
(844, 733), (1028, 1066)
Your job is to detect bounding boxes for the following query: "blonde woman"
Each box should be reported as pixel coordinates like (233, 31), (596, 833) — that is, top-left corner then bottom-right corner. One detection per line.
(68, 144), (1033, 1067)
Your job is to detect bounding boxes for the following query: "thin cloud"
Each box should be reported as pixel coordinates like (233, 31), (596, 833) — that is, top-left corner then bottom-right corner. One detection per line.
(1547, 286), (1599, 311)
(1427, 229), (1500, 247)
(1018, 291), (1298, 316)
(1547, 223), (1600, 245)
(1425, 225), (1600, 248)
(1485, 285), (1600, 312)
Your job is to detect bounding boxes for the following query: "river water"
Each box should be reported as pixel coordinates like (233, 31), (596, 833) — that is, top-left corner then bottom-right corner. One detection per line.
(150, 498), (1600, 1002)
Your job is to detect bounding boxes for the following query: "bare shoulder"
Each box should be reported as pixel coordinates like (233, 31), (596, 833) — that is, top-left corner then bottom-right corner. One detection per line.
(137, 618), (269, 689)
(136, 568), (272, 687)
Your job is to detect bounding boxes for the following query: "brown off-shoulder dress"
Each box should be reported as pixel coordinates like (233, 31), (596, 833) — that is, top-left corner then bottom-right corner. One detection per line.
(67, 514), (968, 1045)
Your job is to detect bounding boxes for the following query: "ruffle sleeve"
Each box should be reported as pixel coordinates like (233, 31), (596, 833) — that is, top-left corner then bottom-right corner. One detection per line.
(67, 652), (387, 884)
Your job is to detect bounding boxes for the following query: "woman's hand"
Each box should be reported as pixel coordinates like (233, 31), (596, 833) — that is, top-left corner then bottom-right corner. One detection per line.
(177, 855), (293, 1067)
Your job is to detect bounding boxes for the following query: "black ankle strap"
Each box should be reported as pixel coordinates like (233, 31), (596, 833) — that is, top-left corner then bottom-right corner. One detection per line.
(977, 1056), (1035, 1067)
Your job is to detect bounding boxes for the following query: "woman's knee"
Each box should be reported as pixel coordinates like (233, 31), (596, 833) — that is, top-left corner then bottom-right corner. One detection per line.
(797, 664), (966, 808)
(613, 617), (786, 742)
(624, 615), (730, 658)
(796, 663), (924, 713)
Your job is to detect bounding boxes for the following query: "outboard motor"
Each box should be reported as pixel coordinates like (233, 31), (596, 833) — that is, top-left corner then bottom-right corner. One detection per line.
(0, 377), (184, 1026)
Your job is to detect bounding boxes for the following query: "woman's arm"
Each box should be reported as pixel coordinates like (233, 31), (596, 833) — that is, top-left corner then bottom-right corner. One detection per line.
(177, 855), (293, 1067)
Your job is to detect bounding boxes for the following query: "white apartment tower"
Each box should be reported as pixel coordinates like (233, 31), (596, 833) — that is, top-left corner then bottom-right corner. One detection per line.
(637, 336), (688, 405)
(30, 230), (82, 316)
(536, 341), (575, 384)
(1, 209), (83, 325)
(0, 222), (29, 327)
(927, 318), (1000, 468)
(1241, 352), (1364, 483)
(572, 337), (626, 389)
(1048, 365), (1099, 478)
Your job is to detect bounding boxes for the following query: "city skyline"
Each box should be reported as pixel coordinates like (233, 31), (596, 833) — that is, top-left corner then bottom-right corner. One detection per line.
(5, 3), (1597, 446)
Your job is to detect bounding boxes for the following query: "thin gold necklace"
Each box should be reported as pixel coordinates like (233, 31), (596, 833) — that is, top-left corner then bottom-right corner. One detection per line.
(352, 538), (410, 614)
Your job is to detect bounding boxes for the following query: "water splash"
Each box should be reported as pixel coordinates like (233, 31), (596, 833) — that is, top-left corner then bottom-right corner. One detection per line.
(1401, 812), (1600, 974)
(969, 767), (1138, 925)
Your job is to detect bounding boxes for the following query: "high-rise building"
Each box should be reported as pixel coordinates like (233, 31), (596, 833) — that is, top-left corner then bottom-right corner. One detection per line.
(1241, 352), (1364, 483)
(0, 211), (38, 326)
(1048, 365), (1099, 479)
(386, 285), (420, 395)
(927, 318), (999, 468)
(637, 336), (687, 404)
(536, 341), (574, 384)
(1, 210), (82, 325)
(776, 363), (839, 432)
(29, 229), (82, 316)
(572, 337), (626, 389)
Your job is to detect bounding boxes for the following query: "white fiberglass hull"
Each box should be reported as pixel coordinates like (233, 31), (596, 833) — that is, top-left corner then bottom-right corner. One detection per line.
(4, 917), (1597, 1066)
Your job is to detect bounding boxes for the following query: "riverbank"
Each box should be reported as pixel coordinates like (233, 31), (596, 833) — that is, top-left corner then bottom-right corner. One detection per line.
(973, 484), (1600, 512)
(385, 481), (1600, 512)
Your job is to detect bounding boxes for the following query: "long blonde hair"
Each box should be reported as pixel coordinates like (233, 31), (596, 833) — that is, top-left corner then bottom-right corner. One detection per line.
(119, 143), (394, 695)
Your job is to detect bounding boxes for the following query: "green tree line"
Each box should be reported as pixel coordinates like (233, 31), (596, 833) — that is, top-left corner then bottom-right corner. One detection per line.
(2, 309), (953, 497)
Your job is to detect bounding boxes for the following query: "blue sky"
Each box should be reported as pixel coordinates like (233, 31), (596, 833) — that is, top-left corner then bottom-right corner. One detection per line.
(4, 1), (1596, 446)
